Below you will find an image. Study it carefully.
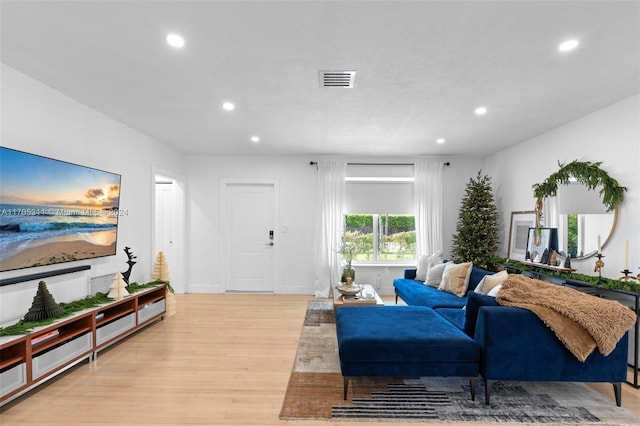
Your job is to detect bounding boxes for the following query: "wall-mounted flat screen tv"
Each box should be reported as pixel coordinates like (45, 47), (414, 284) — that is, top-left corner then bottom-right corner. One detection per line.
(0, 147), (121, 272)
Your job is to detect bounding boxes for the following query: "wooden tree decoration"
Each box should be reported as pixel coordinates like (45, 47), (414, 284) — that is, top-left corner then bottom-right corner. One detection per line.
(152, 251), (176, 316)
(24, 281), (64, 321)
(151, 251), (170, 281)
(107, 272), (129, 300)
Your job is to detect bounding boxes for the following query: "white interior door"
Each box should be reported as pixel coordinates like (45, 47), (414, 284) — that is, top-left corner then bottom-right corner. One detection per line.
(155, 181), (175, 266)
(153, 171), (185, 294)
(226, 183), (275, 292)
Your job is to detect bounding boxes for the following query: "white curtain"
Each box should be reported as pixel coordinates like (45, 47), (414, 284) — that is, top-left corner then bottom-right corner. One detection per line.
(313, 160), (346, 297)
(414, 159), (444, 259)
(542, 195), (561, 252)
(542, 196), (559, 228)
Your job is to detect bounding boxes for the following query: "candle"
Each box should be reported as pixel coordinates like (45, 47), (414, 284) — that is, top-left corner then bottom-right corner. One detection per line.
(597, 235), (601, 254)
(625, 240), (629, 270)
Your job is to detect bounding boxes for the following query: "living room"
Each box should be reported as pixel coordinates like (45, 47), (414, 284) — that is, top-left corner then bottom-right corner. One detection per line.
(1, 1), (639, 424)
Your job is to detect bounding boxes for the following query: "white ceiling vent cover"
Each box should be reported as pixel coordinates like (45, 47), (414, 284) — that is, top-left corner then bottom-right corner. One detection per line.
(319, 70), (356, 88)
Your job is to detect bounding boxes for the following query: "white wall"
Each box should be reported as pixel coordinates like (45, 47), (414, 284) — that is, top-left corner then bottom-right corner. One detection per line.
(485, 94), (640, 277)
(185, 155), (484, 295)
(0, 65), (185, 324)
(3, 63), (636, 318)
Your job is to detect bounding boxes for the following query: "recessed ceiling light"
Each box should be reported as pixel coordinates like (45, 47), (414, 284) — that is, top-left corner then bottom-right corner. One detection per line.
(222, 102), (235, 111)
(166, 33), (185, 48)
(558, 39), (579, 52)
(250, 136), (260, 143)
(475, 106), (488, 115)
(436, 138), (446, 144)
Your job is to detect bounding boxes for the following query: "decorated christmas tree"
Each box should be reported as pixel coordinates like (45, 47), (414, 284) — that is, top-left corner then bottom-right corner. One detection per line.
(450, 171), (499, 269)
(107, 272), (129, 300)
(152, 251), (176, 316)
(24, 281), (64, 321)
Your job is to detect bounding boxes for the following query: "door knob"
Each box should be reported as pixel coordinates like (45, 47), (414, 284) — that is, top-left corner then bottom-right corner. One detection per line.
(265, 242), (274, 246)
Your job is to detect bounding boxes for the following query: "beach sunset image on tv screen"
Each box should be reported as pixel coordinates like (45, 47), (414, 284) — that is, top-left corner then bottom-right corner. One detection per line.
(0, 147), (121, 272)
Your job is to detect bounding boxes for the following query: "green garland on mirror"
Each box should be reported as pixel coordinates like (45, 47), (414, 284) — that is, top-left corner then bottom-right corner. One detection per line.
(532, 160), (626, 211)
(530, 160), (626, 245)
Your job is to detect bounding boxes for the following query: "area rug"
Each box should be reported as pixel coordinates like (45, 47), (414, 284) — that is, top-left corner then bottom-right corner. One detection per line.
(279, 300), (639, 424)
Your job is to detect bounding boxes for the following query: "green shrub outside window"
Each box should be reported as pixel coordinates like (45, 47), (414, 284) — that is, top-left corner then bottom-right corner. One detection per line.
(344, 214), (415, 262)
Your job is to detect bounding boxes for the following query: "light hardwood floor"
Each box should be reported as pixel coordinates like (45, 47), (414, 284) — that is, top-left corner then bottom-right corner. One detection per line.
(1, 293), (638, 426)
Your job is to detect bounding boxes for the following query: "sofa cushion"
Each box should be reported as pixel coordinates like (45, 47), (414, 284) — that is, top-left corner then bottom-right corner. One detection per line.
(475, 270), (508, 295)
(463, 291), (500, 337)
(336, 306), (480, 364)
(435, 307), (465, 330)
(425, 261), (451, 287)
(487, 284), (502, 297)
(415, 251), (442, 281)
(467, 266), (496, 293)
(439, 262), (473, 296)
(394, 278), (468, 308)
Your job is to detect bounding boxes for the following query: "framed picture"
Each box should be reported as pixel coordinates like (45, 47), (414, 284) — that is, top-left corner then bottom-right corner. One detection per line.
(507, 211), (536, 261)
(526, 227), (559, 263)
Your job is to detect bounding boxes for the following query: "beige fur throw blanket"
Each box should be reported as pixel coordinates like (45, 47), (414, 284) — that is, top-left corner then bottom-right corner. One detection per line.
(497, 274), (637, 362)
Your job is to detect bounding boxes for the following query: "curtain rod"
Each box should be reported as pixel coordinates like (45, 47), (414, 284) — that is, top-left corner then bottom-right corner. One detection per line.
(309, 161), (451, 166)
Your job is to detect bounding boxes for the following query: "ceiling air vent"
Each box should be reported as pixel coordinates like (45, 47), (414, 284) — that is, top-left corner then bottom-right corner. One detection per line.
(319, 70), (356, 88)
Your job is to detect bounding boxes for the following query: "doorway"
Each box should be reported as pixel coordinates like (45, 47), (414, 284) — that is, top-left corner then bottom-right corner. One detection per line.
(222, 180), (278, 292)
(153, 171), (185, 293)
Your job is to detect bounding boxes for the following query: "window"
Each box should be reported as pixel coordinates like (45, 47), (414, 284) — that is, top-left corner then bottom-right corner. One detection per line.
(345, 214), (415, 262)
(566, 213), (578, 258)
(344, 164), (415, 263)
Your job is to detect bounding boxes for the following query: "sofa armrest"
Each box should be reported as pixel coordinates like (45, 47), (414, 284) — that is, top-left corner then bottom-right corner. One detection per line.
(404, 268), (417, 280)
(475, 306), (628, 382)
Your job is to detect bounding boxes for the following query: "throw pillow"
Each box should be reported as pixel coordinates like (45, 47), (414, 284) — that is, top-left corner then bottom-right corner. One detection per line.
(474, 270), (508, 295)
(425, 261), (451, 287)
(487, 283), (503, 297)
(438, 262), (473, 297)
(415, 250), (442, 281)
(415, 253), (432, 281)
(463, 291), (500, 337)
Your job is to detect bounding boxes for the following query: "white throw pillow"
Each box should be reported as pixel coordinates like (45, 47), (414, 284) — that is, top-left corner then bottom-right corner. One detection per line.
(415, 254), (432, 281)
(438, 262), (473, 297)
(425, 261), (452, 287)
(487, 283), (503, 297)
(474, 270), (508, 295)
(415, 250), (442, 281)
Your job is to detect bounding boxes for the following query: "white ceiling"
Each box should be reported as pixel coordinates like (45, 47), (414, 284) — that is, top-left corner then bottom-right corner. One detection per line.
(1, 1), (639, 157)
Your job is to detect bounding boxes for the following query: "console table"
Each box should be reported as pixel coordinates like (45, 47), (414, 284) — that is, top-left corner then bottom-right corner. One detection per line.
(0, 285), (166, 405)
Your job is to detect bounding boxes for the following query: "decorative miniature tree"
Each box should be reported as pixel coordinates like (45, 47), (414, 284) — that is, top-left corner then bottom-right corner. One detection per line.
(152, 251), (176, 316)
(450, 171), (499, 269)
(152, 251), (170, 281)
(24, 281), (64, 321)
(107, 272), (129, 300)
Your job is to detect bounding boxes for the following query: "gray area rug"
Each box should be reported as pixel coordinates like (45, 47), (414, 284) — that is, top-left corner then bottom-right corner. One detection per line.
(332, 379), (616, 423)
(290, 300), (639, 424)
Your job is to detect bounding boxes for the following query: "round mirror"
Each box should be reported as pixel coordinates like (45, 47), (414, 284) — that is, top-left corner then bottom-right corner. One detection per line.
(557, 209), (618, 259)
(556, 182), (618, 260)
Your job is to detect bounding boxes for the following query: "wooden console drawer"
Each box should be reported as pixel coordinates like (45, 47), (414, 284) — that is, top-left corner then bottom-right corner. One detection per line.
(138, 299), (165, 324)
(32, 333), (92, 380)
(0, 362), (27, 398)
(96, 313), (136, 346)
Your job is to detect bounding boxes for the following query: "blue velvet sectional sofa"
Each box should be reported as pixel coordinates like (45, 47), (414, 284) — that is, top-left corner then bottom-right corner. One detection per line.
(393, 265), (493, 308)
(335, 265), (629, 406)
